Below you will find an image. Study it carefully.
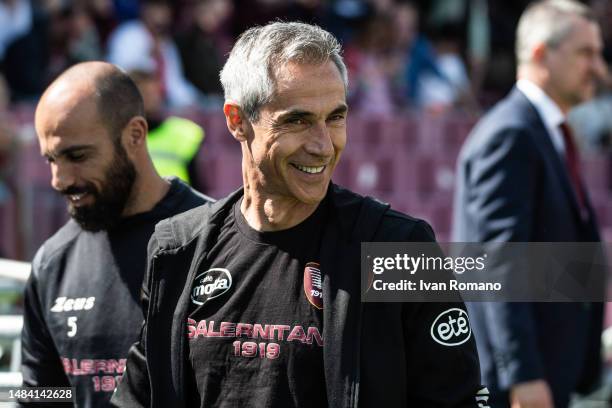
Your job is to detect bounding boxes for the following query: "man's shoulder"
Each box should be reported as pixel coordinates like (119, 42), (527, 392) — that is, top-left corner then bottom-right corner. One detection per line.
(461, 89), (541, 159)
(155, 178), (213, 223)
(31, 220), (82, 279)
(473, 90), (535, 134)
(152, 203), (211, 250)
(378, 208), (436, 242)
(169, 181), (213, 213)
(151, 188), (236, 251)
(330, 184), (435, 242)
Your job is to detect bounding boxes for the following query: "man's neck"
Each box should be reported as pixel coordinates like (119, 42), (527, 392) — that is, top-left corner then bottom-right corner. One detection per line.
(517, 69), (570, 114)
(123, 172), (171, 217)
(240, 185), (320, 232)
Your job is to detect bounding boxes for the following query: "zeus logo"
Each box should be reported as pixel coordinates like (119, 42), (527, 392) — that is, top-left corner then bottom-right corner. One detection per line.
(191, 268), (232, 306)
(430, 308), (471, 346)
(50, 297), (95, 313)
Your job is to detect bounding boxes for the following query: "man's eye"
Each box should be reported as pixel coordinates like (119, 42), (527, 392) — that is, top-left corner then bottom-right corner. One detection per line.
(289, 118), (306, 125)
(67, 153), (86, 162)
(327, 114), (346, 123)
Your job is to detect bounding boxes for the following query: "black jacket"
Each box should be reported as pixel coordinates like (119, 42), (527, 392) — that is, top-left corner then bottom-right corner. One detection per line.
(113, 184), (483, 408)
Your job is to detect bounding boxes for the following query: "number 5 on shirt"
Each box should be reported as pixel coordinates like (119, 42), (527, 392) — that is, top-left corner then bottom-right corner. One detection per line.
(67, 316), (77, 337)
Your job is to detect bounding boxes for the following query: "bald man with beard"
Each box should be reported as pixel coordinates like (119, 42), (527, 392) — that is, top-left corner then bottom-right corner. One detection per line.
(20, 62), (211, 407)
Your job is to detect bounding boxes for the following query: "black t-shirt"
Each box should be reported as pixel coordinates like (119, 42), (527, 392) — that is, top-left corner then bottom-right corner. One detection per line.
(20, 178), (208, 408)
(186, 198), (329, 408)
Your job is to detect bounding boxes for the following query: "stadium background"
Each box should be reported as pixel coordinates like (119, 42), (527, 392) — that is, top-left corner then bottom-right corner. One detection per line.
(0, 0), (611, 395)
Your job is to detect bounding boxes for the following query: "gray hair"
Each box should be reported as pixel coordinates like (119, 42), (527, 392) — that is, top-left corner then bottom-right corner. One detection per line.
(516, 0), (595, 66)
(220, 21), (348, 122)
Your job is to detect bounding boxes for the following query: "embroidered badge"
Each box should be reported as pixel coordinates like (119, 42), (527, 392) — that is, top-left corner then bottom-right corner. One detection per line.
(304, 262), (323, 309)
(191, 268), (232, 306)
(430, 308), (471, 346)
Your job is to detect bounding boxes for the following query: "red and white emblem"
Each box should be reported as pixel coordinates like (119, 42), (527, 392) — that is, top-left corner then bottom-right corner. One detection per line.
(304, 262), (323, 309)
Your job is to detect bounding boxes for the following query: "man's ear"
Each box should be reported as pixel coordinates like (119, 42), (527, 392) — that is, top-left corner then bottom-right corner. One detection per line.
(223, 102), (250, 142)
(121, 116), (148, 152)
(532, 42), (547, 64)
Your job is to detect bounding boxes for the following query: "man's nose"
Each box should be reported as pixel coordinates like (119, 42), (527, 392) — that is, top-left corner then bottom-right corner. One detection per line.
(51, 163), (75, 192)
(592, 53), (608, 81)
(305, 123), (334, 158)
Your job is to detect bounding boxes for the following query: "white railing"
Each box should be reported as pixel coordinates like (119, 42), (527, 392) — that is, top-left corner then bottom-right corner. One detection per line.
(0, 261), (28, 393)
(0, 260), (30, 283)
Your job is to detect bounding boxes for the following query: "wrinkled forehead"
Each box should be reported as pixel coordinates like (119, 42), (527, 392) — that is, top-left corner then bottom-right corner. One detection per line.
(276, 56), (338, 77)
(272, 60), (346, 98)
(253, 61), (348, 125)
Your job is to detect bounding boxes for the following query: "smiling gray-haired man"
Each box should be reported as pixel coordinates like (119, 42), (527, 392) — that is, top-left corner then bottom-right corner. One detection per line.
(112, 21), (483, 408)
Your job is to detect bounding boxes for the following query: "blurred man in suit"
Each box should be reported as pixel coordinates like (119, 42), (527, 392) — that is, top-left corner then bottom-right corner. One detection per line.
(453, 1), (607, 407)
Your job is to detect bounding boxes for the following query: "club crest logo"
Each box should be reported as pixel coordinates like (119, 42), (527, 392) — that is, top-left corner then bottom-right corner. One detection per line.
(191, 268), (232, 306)
(304, 262), (323, 309)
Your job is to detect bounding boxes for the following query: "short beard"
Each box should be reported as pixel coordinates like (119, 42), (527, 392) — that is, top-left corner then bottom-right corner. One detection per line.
(65, 141), (137, 232)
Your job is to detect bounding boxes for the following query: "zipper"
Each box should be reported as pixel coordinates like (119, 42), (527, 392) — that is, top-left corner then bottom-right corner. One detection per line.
(350, 300), (363, 408)
(175, 247), (209, 407)
(146, 253), (161, 408)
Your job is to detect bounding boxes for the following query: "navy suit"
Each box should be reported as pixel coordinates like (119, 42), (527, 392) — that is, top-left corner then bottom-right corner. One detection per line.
(452, 88), (603, 407)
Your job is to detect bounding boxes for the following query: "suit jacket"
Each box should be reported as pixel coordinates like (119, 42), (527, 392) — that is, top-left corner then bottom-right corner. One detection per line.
(452, 87), (603, 407)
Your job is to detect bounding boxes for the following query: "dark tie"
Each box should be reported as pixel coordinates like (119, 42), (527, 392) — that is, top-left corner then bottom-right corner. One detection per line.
(559, 122), (588, 217)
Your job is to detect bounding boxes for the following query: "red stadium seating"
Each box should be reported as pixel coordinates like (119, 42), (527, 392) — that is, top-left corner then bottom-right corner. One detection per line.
(5, 109), (611, 261)
(191, 113), (611, 244)
(583, 153), (611, 193)
(0, 195), (19, 259)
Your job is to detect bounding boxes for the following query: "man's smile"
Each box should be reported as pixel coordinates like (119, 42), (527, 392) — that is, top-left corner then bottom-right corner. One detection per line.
(290, 163), (326, 174)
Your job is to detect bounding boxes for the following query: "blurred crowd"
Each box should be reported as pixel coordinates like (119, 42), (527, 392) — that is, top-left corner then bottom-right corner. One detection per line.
(0, 0), (609, 137)
(1, 0), (611, 115)
(1, 0), (612, 260)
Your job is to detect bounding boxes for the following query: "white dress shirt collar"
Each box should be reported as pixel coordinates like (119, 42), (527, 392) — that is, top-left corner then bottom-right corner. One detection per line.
(516, 79), (566, 154)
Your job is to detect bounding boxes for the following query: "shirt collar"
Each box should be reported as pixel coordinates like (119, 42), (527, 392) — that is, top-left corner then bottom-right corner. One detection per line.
(516, 79), (566, 129)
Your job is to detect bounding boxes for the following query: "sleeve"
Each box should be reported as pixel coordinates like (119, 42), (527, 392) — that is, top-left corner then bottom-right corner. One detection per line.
(20, 250), (72, 406)
(461, 128), (545, 388)
(110, 236), (158, 408)
(403, 300), (487, 407)
(403, 221), (485, 407)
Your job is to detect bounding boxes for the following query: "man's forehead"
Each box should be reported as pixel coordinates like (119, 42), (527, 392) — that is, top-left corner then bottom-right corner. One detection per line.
(36, 96), (107, 156)
(37, 125), (100, 157)
(37, 87), (100, 130)
(274, 60), (344, 88)
(587, 20), (604, 49)
(267, 60), (346, 112)
(41, 76), (96, 108)
(563, 17), (602, 46)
